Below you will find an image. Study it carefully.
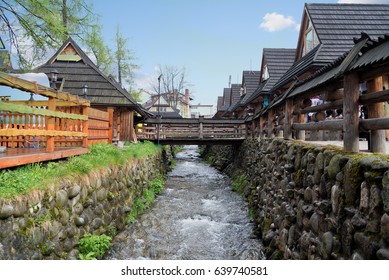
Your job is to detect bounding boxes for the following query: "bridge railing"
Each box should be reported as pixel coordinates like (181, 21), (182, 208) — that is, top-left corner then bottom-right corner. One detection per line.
(137, 117), (246, 141)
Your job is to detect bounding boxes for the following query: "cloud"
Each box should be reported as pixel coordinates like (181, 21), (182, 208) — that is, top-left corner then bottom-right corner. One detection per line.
(338, 0), (389, 3)
(259, 12), (299, 32)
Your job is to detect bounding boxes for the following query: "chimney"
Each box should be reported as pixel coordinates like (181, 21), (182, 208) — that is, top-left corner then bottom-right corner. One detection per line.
(185, 89), (190, 104)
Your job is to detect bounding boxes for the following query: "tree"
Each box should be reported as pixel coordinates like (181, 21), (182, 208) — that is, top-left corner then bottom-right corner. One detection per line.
(113, 26), (138, 88)
(84, 24), (113, 75)
(152, 64), (190, 108)
(0, 0), (99, 70)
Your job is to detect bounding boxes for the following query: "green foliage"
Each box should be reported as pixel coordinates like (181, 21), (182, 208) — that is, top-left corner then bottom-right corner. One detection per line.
(232, 174), (248, 194)
(78, 233), (112, 260)
(0, 142), (162, 199)
(1, 0), (98, 70)
(126, 174), (166, 223)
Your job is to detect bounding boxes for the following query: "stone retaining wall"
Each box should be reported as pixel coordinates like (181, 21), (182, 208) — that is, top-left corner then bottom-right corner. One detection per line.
(204, 138), (389, 260)
(0, 152), (167, 260)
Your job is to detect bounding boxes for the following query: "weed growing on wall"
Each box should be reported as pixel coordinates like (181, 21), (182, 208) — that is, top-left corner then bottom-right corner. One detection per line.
(78, 233), (112, 260)
(126, 174), (166, 223)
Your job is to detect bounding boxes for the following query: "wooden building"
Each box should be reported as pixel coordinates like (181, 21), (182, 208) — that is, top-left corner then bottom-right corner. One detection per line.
(35, 37), (145, 143)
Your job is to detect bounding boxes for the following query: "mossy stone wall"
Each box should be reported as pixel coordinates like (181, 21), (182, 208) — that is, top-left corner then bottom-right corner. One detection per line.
(205, 138), (389, 260)
(0, 153), (166, 260)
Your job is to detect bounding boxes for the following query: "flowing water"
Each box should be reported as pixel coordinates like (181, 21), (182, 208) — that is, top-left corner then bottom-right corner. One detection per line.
(105, 145), (264, 260)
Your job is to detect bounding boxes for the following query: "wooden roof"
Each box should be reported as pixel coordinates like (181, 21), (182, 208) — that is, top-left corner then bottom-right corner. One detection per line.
(245, 48), (295, 105)
(271, 3), (389, 97)
(35, 37), (140, 109)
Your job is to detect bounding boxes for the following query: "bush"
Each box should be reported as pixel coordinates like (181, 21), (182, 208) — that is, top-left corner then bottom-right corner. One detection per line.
(78, 233), (112, 260)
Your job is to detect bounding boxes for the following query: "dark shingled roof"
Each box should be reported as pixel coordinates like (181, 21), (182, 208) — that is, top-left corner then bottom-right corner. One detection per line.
(217, 96), (223, 111)
(240, 71), (261, 105)
(307, 3), (389, 63)
(221, 88), (231, 111)
(271, 3), (389, 95)
(35, 37), (139, 109)
(244, 49), (295, 105)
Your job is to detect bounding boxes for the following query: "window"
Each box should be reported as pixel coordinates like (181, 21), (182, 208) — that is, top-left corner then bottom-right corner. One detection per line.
(302, 17), (320, 56)
(262, 64), (269, 81)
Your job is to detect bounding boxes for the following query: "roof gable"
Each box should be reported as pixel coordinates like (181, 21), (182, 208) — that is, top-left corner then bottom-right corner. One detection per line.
(296, 3), (389, 63)
(35, 37), (138, 107)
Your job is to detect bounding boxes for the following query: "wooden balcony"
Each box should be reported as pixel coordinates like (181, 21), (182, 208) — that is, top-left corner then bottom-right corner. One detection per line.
(0, 72), (111, 169)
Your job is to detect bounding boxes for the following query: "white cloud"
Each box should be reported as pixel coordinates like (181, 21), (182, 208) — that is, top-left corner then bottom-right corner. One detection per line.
(338, 0), (389, 3)
(259, 12), (299, 32)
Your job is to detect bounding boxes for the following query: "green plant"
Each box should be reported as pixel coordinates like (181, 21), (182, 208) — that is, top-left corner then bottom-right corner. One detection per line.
(78, 233), (112, 260)
(232, 174), (247, 194)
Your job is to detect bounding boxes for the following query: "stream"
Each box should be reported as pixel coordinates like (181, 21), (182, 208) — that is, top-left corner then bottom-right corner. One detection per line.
(105, 145), (264, 260)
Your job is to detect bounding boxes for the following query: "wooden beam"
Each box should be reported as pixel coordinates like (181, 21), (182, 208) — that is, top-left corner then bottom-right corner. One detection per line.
(343, 72), (360, 153)
(292, 119), (343, 131)
(367, 77), (386, 153)
(82, 106), (88, 148)
(0, 72), (90, 106)
(359, 89), (389, 105)
(7, 100), (82, 107)
(297, 99), (344, 115)
(360, 118), (389, 130)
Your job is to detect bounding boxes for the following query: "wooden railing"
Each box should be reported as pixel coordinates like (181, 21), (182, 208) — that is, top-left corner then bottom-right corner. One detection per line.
(0, 72), (112, 168)
(137, 117), (246, 143)
(246, 39), (389, 153)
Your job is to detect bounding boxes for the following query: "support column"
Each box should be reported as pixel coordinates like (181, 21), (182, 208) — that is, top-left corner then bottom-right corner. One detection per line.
(343, 72), (360, 152)
(267, 109), (275, 138)
(284, 99), (294, 140)
(367, 76), (386, 153)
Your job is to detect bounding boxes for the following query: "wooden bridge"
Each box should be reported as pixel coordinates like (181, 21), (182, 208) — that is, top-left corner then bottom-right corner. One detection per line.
(136, 117), (246, 145)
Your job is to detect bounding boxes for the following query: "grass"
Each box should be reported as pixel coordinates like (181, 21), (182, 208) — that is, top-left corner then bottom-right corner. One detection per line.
(0, 141), (162, 199)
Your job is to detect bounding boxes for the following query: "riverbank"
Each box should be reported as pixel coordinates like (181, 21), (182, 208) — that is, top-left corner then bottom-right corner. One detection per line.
(202, 138), (389, 260)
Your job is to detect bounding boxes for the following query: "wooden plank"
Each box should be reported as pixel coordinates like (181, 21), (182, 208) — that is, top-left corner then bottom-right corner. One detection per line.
(46, 97), (56, 153)
(8, 100), (81, 107)
(0, 102), (88, 120)
(0, 147), (88, 169)
(343, 72), (360, 152)
(82, 106), (88, 148)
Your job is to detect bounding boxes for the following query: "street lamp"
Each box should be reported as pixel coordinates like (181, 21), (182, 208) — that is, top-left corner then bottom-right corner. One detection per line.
(50, 69), (59, 89)
(83, 84), (88, 99)
(157, 74), (163, 144)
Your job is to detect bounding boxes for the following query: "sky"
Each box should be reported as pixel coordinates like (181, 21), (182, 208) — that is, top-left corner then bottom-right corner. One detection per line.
(91, 0), (389, 108)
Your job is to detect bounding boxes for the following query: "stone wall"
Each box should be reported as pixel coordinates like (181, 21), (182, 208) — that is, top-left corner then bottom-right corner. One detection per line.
(204, 138), (389, 260)
(0, 152), (168, 260)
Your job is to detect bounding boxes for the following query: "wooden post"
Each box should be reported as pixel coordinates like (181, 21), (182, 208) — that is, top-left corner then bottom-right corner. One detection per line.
(343, 72), (360, 153)
(82, 106), (88, 148)
(284, 99), (294, 140)
(199, 116), (204, 139)
(296, 99), (306, 140)
(259, 116), (265, 138)
(367, 76), (386, 153)
(267, 109), (275, 138)
(107, 107), (114, 144)
(46, 97), (56, 153)
(383, 75), (389, 141)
